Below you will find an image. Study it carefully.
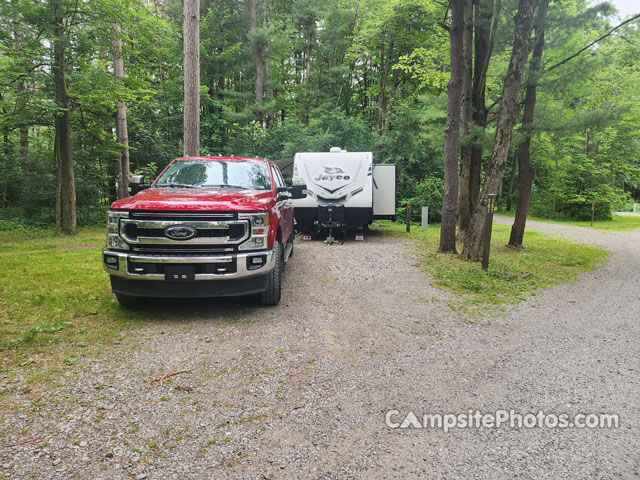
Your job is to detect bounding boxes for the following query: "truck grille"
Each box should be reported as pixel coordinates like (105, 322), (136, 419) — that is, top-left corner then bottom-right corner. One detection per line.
(127, 260), (237, 276)
(119, 212), (249, 250)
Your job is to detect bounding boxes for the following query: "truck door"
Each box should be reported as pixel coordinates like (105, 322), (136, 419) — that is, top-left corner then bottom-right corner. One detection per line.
(272, 165), (293, 242)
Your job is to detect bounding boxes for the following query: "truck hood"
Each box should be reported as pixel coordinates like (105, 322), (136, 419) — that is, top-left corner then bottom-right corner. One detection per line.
(110, 187), (274, 211)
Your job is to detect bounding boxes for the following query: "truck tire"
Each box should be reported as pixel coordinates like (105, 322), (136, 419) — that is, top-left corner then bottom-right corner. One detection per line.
(260, 241), (282, 306)
(115, 292), (138, 308)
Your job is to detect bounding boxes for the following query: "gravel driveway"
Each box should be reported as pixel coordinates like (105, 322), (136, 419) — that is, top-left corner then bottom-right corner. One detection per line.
(1, 219), (638, 479)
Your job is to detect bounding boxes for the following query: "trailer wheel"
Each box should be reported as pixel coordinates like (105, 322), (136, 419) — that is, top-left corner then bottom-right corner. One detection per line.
(260, 242), (282, 306)
(115, 292), (138, 308)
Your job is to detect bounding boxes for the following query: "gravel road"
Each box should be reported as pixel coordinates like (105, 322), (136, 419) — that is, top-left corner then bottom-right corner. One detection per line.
(1, 219), (638, 479)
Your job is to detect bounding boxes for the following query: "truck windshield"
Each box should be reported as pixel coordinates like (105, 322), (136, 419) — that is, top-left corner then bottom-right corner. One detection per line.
(154, 160), (271, 190)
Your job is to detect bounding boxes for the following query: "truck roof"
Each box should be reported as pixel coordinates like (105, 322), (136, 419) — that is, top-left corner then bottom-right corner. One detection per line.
(174, 156), (266, 162)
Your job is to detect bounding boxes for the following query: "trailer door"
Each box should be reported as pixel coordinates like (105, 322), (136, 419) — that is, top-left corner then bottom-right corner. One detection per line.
(372, 164), (396, 217)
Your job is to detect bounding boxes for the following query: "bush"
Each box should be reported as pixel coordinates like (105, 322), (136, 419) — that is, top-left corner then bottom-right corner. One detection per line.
(396, 176), (444, 224)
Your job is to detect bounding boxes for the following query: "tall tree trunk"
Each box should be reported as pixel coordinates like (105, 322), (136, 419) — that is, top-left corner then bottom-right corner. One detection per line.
(457, 0), (474, 240)
(506, 151), (516, 211)
(468, 0), (501, 222)
(552, 156), (558, 216)
(382, 69), (400, 136)
(112, 22), (130, 199)
(303, 14), (313, 126)
(51, 0), (76, 235)
(376, 29), (394, 137)
(12, 16), (29, 175)
(105, 128), (117, 204)
(54, 134), (61, 236)
(332, 0), (359, 101)
(249, 0), (265, 126)
(183, 0), (200, 157)
(459, 0), (502, 233)
(1, 130), (10, 208)
(460, 0), (536, 261)
(509, 0), (549, 247)
(438, 0), (465, 253)
(152, 0), (166, 101)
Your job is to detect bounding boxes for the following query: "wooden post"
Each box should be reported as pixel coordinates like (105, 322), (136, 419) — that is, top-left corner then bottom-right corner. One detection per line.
(406, 205), (411, 233)
(482, 194), (496, 271)
(590, 203), (595, 227)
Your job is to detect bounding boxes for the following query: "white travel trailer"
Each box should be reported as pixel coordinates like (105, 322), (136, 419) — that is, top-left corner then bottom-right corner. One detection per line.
(292, 147), (396, 232)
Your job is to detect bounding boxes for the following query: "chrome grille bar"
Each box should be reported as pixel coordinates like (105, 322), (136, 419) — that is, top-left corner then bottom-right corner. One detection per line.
(119, 219), (249, 246)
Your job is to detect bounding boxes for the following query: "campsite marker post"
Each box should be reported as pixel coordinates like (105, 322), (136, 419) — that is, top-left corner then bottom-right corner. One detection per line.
(482, 194), (496, 271)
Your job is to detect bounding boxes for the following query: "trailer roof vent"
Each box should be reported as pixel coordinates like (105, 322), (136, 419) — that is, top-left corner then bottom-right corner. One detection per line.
(329, 147), (342, 153)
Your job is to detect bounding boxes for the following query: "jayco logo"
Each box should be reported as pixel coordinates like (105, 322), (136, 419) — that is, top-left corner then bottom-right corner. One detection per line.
(314, 166), (350, 181)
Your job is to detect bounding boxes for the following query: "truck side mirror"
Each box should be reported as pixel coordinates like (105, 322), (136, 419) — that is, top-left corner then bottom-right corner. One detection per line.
(277, 186), (291, 201)
(290, 184), (307, 199)
(129, 175), (150, 195)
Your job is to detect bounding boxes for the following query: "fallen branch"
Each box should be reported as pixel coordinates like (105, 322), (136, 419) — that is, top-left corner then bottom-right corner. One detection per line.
(152, 369), (191, 385)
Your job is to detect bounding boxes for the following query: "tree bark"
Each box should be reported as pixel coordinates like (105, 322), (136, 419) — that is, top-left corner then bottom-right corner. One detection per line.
(54, 134), (61, 236)
(112, 21), (130, 199)
(457, 0), (474, 240)
(105, 127), (117, 203)
(51, 0), (76, 235)
(463, 0), (501, 235)
(438, 0), (465, 253)
(303, 14), (313, 126)
(1, 130), (10, 208)
(152, 0), (166, 100)
(382, 69), (400, 136)
(183, 0), (200, 157)
(12, 15), (29, 175)
(332, 0), (359, 102)
(249, 0), (265, 125)
(509, 0), (549, 247)
(376, 28), (394, 136)
(506, 151), (516, 211)
(460, 0), (536, 261)
(552, 155), (558, 216)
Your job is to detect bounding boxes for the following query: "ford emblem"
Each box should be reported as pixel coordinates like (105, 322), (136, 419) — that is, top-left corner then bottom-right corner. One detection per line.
(164, 225), (197, 241)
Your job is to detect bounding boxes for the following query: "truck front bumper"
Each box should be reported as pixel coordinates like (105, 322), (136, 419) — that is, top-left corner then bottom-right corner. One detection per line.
(102, 248), (276, 298)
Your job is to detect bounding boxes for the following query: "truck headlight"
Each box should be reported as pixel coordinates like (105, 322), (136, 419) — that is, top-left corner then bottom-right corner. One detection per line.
(238, 213), (269, 251)
(106, 210), (129, 251)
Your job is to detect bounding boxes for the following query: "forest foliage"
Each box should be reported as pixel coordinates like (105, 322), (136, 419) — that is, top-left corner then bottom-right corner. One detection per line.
(0, 0), (638, 230)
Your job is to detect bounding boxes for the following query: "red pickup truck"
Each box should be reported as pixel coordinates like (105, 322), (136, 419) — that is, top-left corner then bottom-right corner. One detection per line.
(102, 156), (306, 306)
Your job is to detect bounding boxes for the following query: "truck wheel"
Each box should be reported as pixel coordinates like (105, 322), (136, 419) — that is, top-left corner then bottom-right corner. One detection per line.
(115, 292), (138, 308)
(260, 242), (282, 306)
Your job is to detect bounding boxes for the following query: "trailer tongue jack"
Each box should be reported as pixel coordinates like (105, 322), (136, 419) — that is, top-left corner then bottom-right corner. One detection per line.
(321, 205), (340, 245)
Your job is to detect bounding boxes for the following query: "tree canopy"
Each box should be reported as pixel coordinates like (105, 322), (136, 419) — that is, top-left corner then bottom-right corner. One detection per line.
(0, 0), (638, 233)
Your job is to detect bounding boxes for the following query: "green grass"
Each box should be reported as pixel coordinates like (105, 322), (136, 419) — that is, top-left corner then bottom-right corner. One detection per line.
(0, 227), (144, 387)
(497, 211), (640, 231)
(374, 221), (609, 312)
(0, 221), (611, 387)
